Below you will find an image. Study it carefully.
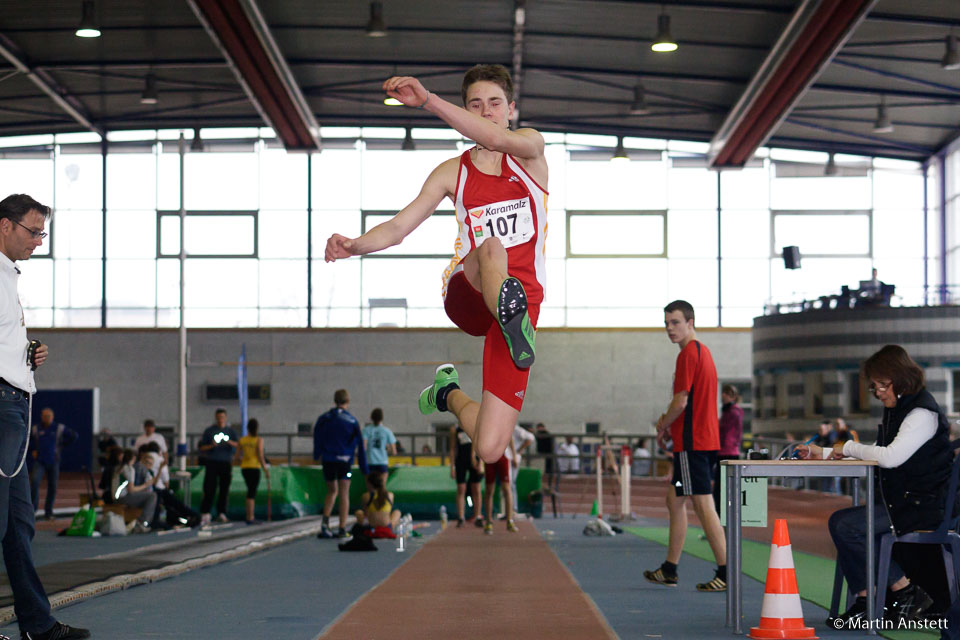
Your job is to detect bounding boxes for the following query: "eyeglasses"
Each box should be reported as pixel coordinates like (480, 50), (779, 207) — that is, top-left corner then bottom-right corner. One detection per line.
(869, 382), (891, 393)
(12, 220), (46, 240)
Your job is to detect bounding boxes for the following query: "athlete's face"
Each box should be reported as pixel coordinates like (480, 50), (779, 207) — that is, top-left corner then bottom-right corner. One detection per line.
(664, 310), (694, 345)
(465, 81), (514, 128)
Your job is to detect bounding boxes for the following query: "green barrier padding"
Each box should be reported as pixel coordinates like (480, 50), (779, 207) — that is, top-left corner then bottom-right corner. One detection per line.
(387, 466), (542, 519)
(177, 465), (542, 522)
(624, 527), (935, 640)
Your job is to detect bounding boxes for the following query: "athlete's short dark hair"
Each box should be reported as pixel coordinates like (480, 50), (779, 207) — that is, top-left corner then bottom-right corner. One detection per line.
(334, 389), (349, 406)
(461, 64), (514, 106)
(664, 300), (695, 323)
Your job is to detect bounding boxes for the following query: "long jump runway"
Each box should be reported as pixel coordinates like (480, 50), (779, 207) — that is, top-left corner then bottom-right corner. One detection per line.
(319, 520), (615, 639)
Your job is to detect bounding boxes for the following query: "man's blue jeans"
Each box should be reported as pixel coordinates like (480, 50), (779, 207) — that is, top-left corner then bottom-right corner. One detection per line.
(0, 384), (55, 635)
(30, 461), (59, 518)
(829, 504), (904, 595)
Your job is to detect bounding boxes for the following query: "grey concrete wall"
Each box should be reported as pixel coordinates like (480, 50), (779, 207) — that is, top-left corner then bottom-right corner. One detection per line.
(30, 327), (752, 451)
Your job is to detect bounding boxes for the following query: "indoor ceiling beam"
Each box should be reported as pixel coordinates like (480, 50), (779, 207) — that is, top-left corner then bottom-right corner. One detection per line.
(0, 32), (102, 135)
(186, 0), (320, 151)
(708, 0), (877, 168)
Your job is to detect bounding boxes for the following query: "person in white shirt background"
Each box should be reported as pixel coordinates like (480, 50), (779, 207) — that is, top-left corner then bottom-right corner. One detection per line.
(133, 419), (168, 467)
(556, 436), (580, 474)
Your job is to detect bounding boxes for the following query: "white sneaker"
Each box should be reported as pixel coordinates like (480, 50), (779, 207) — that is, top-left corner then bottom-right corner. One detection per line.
(200, 513), (212, 527)
(217, 513), (229, 523)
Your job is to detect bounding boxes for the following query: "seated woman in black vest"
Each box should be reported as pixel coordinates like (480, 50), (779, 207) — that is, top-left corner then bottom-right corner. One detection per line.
(798, 344), (948, 627)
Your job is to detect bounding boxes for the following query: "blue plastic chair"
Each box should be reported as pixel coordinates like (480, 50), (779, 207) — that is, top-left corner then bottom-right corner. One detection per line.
(829, 438), (960, 618)
(874, 438), (960, 617)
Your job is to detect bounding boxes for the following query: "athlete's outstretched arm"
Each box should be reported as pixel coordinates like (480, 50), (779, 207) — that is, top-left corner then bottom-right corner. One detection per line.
(383, 76), (544, 161)
(325, 160), (455, 262)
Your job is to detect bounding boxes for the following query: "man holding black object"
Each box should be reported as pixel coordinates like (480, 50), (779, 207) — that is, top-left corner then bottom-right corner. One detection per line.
(0, 194), (89, 639)
(198, 408), (238, 525)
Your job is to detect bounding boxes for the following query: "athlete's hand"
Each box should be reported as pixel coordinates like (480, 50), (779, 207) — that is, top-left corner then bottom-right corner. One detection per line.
(383, 76), (430, 108)
(325, 233), (358, 262)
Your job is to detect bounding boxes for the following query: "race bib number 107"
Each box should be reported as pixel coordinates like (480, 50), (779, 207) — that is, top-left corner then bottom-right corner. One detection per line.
(469, 196), (535, 249)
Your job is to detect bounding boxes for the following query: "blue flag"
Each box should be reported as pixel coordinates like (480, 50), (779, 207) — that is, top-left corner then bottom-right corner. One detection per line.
(238, 344), (248, 436)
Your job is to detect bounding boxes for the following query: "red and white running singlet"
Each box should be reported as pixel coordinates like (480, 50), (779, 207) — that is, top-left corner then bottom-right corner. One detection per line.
(441, 149), (548, 303)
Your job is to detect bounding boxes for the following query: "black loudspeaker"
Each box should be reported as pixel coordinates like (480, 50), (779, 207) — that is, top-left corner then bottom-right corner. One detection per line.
(782, 246), (801, 269)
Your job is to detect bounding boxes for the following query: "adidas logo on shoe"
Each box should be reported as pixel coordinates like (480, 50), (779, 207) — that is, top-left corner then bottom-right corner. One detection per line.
(519, 351), (531, 360)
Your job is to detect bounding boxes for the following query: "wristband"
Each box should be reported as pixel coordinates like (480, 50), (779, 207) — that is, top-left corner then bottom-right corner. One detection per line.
(418, 93), (432, 109)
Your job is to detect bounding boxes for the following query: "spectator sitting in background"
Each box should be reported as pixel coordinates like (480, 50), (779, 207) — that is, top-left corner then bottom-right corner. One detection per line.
(834, 417), (858, 444)
(141, 442), (200, 528)
(97, 429), (119, 468)
(556, 436), (579, 474)
(421, 444), (432, 454)
(114, 449), (156, 534)
(134, 419), (168, 466)
(354, 472), (401, 537)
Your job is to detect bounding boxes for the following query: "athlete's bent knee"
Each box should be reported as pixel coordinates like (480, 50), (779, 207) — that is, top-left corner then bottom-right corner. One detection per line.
(478, 237), (505, 263)
(476, 440), (506, 465)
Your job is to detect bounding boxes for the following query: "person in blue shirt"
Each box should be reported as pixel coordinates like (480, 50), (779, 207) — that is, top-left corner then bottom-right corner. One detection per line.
(29, 408), (78, 520)
(362, 408), (396, 486)
(314, 389), (368, 538)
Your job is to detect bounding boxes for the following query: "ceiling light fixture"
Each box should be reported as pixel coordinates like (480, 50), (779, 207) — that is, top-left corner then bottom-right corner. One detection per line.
(401, 127), (415, 151)
(191, 128), (204, 152)
(651, 10), (677, 53)
(140, 74), (158, 105)
(611, 137), (630, 162)
(75, 0), (101, 38)
(873, 96), (893, 134)
(943, 33), (960, 71)
(367, 1), (387, 38)
(824, 153), (838, 176)
(630, 83), (649, 115)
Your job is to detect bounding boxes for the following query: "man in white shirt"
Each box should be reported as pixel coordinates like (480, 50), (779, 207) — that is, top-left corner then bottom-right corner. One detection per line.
(133, 419), (168, 466)
(508, 424), (535, 509)
(557, 436), (580, 474)
(0, 194), (89, 640)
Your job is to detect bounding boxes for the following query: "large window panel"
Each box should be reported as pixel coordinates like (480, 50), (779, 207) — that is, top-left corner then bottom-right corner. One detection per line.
(542, 144), (566, 211)
(872, 257), (925, 306)
(720, 165), (769, 210)
(361, 258), (450, 313)
(363, 212), (455, 256)
(156, 258), (181, 308)
(770, 174), (871, 210)
(186, 307), (259, 328)
(361, 149), (457, 211)
(260, 149), (307, 210)
(668, 168), (717, 210)
(721, 258), (769, 324)
(773, 212), (870, 256)
(873, 209), (924, 259)
(0, 158), (53, 206)
(106, 260), (156, 308)
(721, 210), (769, 258)
(312, 149), (361, 210)
(545, 207), (565, 258)
(543, 258), (566, 307)
(258, 308), (307, 327)
(184, 153), (258, 210)
(567, 258), (668, 311)
(159, 213), (256, 257)
(157, 151), (181, 211)
(106, 308), (158, 327)
(54, 209), (103, 259)
(54, 259), (102, 309)
(184, 259), (258, 309)
(668, 259), (719, 326)
(106, 210), (156, 258)
(259, 259), (307, 308)
(568, 212), (665, 256)
(566, 159), (667, 210)
(566, 306), (665, 327)
(18, 259), (53, 310)
(259, 210), (307, 259)
(873, 169), (923, 211)
(667, 210), (717, 258)
(56, 153), (102, 210)
(54, 308), (100, 327)
(106, 152), (156, 210)
(312, 259), (361, 312)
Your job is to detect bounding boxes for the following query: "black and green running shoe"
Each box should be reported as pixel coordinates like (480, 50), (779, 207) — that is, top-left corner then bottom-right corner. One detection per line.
(497, 277), (535, 369)
(418, 363), (459, 415)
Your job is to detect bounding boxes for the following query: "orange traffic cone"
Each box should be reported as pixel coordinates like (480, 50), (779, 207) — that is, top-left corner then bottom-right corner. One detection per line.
(749, 519), (817, 639)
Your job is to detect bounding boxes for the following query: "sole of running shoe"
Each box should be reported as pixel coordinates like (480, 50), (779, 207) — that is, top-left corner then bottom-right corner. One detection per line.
(497, 278), (535, 369)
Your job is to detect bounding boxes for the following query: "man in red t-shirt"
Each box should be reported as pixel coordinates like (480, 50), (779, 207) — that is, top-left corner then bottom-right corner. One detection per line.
(644, 300), (727, 592)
